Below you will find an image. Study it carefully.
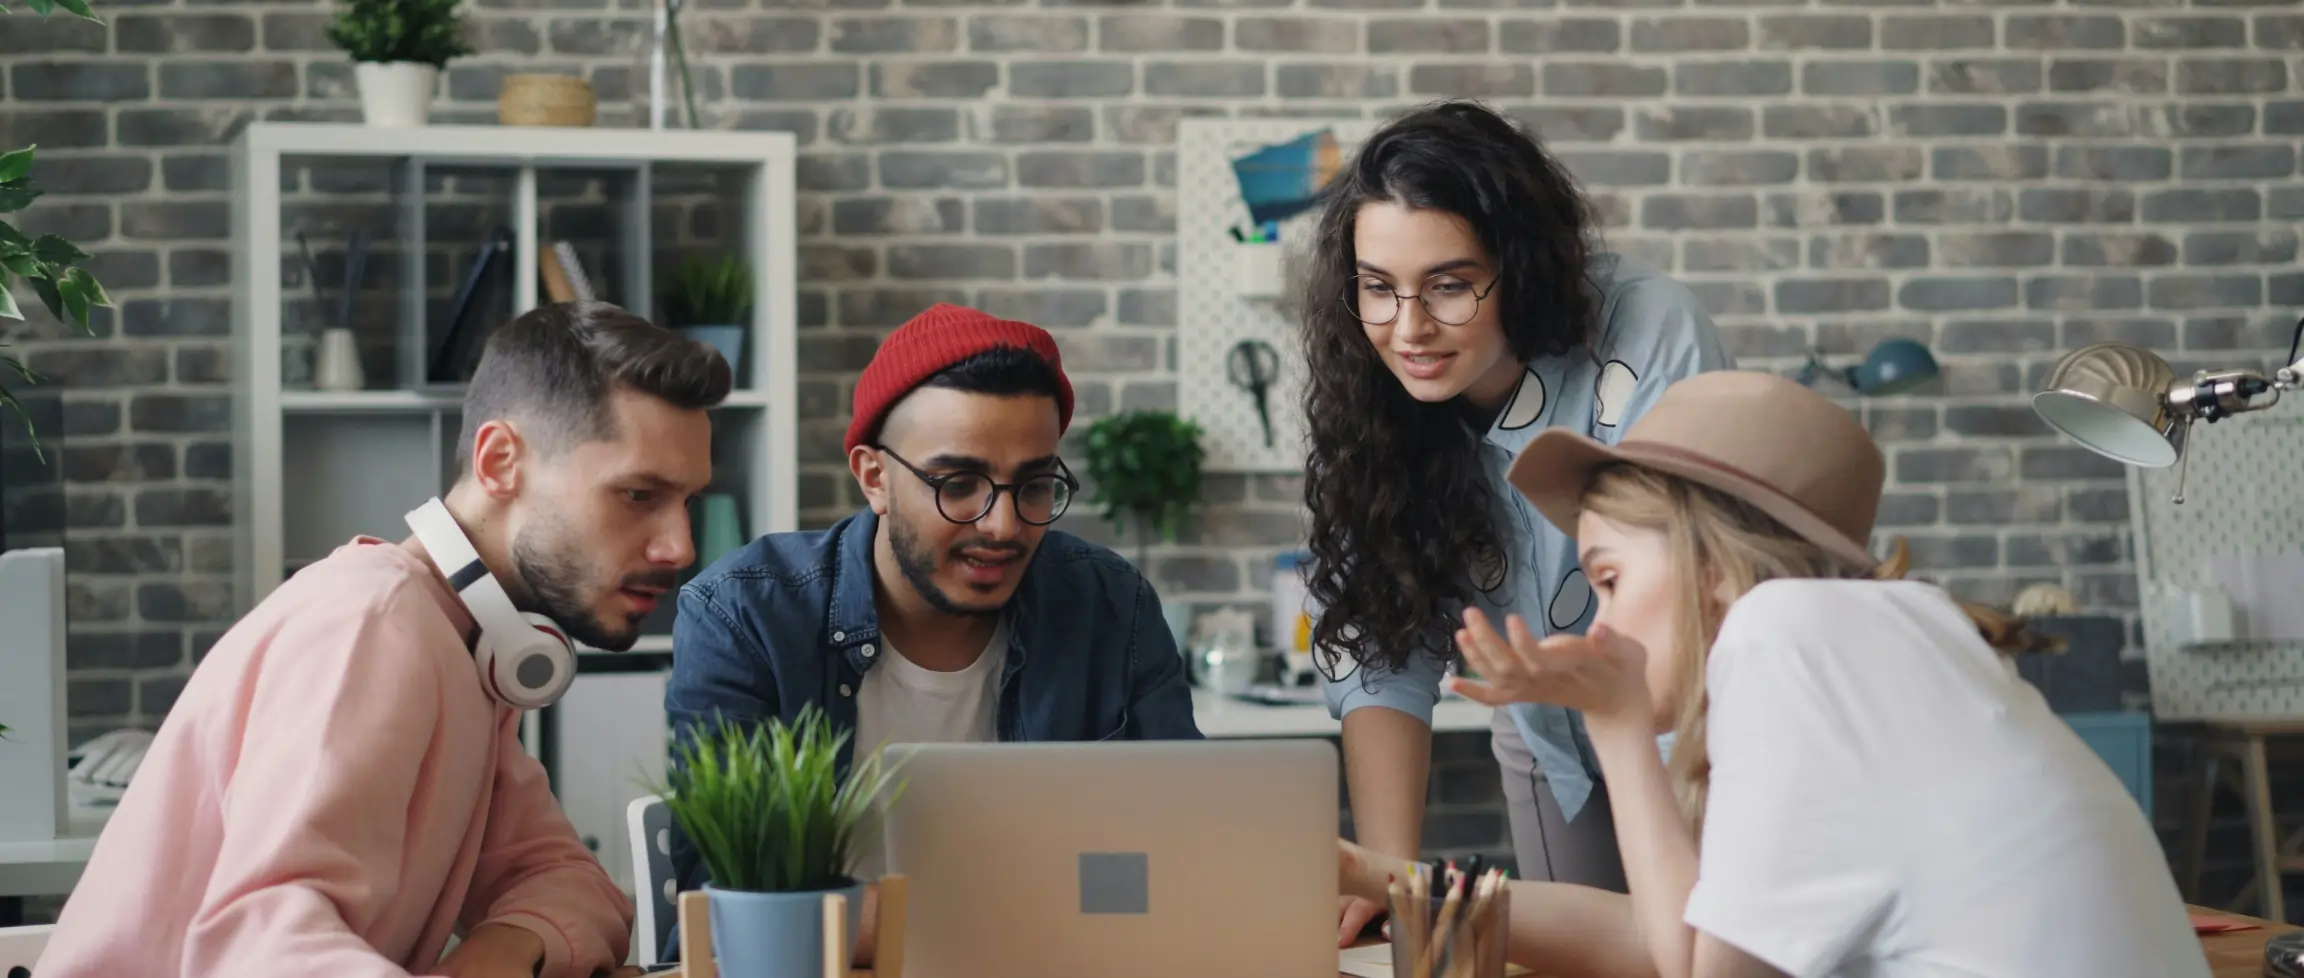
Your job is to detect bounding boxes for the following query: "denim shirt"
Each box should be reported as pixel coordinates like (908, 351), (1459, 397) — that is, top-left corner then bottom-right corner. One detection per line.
(1320, 253), (1733, 822)
(664, 507), (1202, 895)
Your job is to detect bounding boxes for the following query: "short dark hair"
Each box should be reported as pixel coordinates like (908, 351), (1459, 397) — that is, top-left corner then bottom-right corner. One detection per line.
(873, 345), (1063, 443)
(921, 345), (1063, 400)
(456, 301), (733, 475)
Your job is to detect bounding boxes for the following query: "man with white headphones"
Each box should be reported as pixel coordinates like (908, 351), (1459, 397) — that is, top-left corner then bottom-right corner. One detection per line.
(39, 301), (731, 978)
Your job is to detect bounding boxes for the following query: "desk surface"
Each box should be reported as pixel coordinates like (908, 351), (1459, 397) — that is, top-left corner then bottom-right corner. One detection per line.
(1191, 688), (1494, 739)
(0, 809), (108, 898)
(655, 905), (2292, 978)
(2197, 905), (2298, 978)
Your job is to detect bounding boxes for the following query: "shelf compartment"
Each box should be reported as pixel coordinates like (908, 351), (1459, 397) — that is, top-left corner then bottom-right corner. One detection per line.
(278, 154), (413, 392)
(282, 411), (454, 564)
(410, 163), (524, 389)
(234, 121), (800, 634)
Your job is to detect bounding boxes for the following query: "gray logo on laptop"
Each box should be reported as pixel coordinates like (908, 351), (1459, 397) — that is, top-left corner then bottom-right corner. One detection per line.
(1078, 852), (1149, 915)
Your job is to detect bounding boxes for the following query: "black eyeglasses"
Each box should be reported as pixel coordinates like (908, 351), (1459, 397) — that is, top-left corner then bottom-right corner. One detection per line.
(874, 446), (1078, 526)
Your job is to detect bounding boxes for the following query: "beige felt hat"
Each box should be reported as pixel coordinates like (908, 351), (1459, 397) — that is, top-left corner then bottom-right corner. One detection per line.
(1508, 370), (1885, 568)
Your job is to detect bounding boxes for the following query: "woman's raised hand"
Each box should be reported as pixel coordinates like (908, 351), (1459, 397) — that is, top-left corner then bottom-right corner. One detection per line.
(1445, 608), (1655, 730)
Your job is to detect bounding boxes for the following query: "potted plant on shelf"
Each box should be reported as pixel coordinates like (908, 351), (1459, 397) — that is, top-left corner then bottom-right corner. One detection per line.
(650, 705), (906, 978)
(1081, 410), (1207, 571)
(663, 254), (751, 378)
(324, 0), (473, 128)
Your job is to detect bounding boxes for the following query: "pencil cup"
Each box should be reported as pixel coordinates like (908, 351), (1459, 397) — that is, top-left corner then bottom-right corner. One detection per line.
(314, 327), (364, 391)
(1387, 879), (1510, 978)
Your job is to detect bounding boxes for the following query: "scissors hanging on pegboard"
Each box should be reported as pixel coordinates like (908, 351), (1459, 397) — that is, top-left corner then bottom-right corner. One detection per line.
(1226, 338), (1281, 449)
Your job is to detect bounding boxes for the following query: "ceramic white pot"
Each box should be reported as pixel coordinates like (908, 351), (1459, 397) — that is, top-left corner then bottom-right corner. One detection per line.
(354, 61), (438, 127)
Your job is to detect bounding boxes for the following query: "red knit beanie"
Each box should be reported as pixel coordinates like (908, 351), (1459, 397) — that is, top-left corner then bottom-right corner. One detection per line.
(844, 303), (1076, 453)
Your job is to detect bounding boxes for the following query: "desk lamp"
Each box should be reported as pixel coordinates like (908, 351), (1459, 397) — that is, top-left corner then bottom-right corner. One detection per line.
(2031, 315), (2304, 503)
(1798, 338), (1941, 397)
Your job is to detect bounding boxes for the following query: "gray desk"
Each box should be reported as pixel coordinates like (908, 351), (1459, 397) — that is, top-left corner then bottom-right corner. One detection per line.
(0, 811), (107, 925)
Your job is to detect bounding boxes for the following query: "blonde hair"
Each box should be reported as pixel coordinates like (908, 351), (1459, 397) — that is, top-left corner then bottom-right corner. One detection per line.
(1578, 463), (2054, 834)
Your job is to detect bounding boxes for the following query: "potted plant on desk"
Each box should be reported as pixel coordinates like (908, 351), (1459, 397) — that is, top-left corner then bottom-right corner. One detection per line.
(652, 705), (907, 978)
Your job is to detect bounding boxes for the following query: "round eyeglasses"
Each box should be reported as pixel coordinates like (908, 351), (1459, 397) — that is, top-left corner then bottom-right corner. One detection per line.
(875, 446), (1078, 526)
(1345, 274), (1500, 327)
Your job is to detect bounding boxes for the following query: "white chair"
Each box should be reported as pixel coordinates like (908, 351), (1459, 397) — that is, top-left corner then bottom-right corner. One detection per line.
(626, 795), (676, 966)
(0, 923), (54, 977)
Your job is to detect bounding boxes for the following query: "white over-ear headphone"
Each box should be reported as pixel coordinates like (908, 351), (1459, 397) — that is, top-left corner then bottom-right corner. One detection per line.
(404, 497), (577, 711)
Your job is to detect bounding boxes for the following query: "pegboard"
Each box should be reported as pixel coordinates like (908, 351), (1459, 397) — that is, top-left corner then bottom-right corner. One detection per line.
(2129, 412), (2304, 721)
(1177, 119), (1377, 473)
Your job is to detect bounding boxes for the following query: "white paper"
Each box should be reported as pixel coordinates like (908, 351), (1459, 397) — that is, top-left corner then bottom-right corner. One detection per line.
(1339, 944), (1394, 977)
(2207, 555), (2304, 642)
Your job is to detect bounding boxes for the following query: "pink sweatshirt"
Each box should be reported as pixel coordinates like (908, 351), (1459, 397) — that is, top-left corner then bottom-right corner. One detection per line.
(37, 537), (634, 978)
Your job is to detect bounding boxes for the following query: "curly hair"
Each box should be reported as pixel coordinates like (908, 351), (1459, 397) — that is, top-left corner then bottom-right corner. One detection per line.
(1300, 99), (1603, 679)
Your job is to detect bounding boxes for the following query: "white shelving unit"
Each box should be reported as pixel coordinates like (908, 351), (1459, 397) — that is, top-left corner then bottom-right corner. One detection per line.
(227, 122), (800, 652)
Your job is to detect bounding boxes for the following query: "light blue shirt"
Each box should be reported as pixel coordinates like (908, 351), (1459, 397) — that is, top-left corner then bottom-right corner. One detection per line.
(1322, 252), (1734, 822)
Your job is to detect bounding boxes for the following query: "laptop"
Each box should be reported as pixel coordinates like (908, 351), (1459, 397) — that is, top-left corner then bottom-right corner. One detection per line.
(881, 739), (1339, 978)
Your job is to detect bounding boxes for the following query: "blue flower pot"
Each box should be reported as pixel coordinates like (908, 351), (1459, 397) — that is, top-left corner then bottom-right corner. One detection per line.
(705, 880), (865, 978)
(681, 325), (747, 380)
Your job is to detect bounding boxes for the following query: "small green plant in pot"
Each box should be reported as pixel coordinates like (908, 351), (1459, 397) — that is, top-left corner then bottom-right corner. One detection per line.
(664, 254), (752, 379)
(1081, 410), (1207, 570)
(325, 0), (472, 127)
(650, 705), (906, 977)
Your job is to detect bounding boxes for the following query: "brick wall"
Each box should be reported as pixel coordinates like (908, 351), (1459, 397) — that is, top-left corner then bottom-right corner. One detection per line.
(6, 0), (2303, 917)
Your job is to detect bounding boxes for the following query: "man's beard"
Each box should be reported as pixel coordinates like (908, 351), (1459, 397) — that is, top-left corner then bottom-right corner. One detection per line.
(509, 510), (675, 652)
(888, 493), (1023, 618)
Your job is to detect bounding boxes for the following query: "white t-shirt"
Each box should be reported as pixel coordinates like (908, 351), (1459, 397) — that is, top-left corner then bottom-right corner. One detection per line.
(850, 619), (1007, 881)
(1681, 579), (2209, 978)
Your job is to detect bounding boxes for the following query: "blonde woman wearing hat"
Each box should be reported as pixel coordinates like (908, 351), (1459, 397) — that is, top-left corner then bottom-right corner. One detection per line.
(1338, 370), (2209, 978)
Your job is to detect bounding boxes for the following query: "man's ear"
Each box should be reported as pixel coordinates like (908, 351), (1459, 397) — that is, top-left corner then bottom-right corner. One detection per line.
(469, 419), (526, 500)
(851, 444), (891, 515)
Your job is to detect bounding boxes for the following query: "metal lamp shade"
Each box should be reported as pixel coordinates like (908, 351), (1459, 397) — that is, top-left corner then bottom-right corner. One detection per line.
(2032, 342), (2184, 468)
(1851, 338), (1940, 396)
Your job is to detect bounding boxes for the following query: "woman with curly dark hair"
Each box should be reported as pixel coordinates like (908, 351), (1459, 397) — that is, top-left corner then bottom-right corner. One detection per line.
(1300, 100), (1731, 944)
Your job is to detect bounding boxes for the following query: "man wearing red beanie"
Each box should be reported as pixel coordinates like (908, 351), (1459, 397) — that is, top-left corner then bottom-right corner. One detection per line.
(661, 303), (1201, 958)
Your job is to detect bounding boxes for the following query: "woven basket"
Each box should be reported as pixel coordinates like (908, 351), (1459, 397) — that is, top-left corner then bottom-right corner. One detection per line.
(499, 74), (596, 127)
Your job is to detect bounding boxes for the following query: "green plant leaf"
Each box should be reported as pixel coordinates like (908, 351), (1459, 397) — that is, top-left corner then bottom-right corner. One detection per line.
(325, 0), (472, 66)
(646, 704), (909, 893)
(0, 146), (33, 183)
(0, 353), (47, 465)
(23, 0), (54, 15)
(55, 273), (86, 327)
(1079, 410), (1207, 555)
(0, 282), (18, 321)
(0, 180), (40, 214)
(31, 275), (64, 326)
(31, 233), (88, 266)
(50, 0), (99, 22)
(64, 265), (111, 311)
